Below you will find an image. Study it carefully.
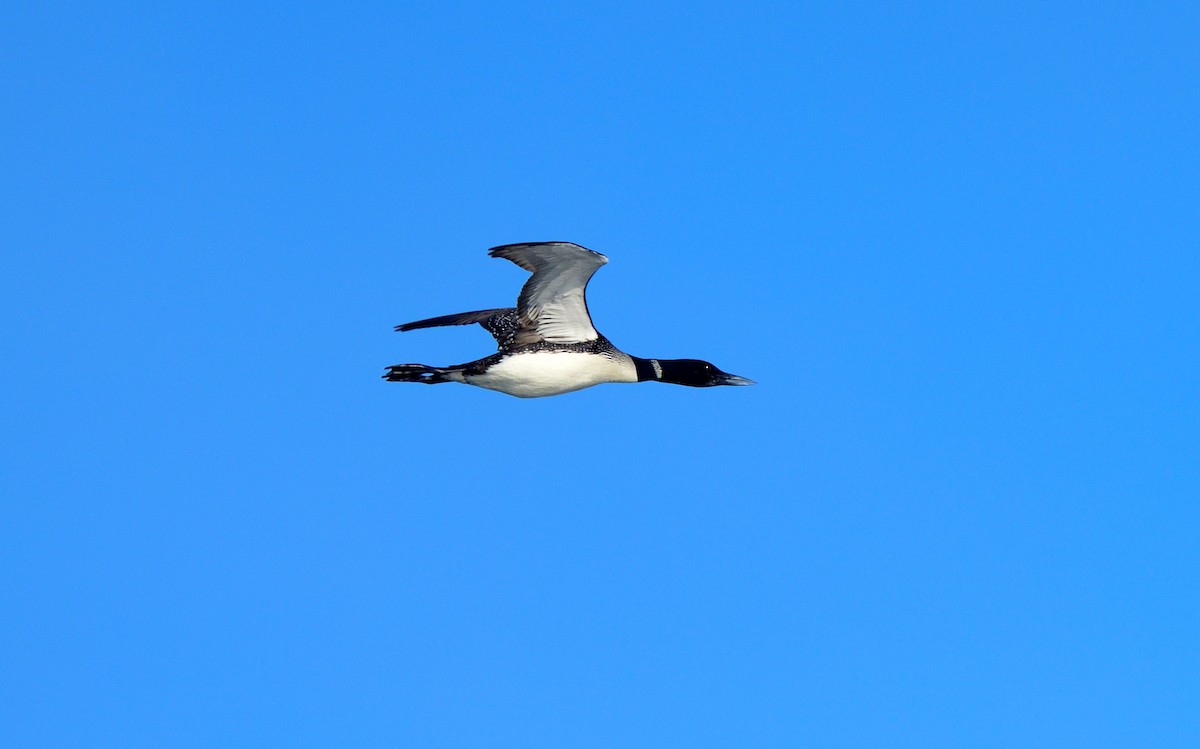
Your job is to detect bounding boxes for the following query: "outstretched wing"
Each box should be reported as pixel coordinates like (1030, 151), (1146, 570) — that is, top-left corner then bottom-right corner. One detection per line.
(488, 242), (608, 345)
(396, 307), (520, 349)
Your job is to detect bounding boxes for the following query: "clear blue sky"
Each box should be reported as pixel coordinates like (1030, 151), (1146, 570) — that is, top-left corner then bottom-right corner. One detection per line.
(3, 2), (1197, 746)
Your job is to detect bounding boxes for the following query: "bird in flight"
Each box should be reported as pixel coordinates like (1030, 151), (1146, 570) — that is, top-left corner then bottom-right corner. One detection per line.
(383, 242), (754, 398)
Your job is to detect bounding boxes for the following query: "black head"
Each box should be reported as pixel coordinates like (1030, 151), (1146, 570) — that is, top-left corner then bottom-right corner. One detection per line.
(636, 357), (755, 388)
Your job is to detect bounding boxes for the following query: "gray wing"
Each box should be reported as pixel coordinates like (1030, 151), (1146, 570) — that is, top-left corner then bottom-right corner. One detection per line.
(396, 308), (520, 349)
(488, 242), (608, 345)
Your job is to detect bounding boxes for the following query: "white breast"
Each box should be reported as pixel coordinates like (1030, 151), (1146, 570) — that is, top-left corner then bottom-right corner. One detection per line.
(465, 351), (637, 398)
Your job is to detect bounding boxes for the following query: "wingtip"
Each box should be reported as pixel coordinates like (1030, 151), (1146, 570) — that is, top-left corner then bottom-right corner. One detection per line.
(486, 242), (541, 257)
(487, 241), (608, 263)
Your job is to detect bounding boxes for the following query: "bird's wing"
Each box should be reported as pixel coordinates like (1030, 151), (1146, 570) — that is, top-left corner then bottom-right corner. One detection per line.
(488, 242), (608, 345)
(395, 308), (520, 349)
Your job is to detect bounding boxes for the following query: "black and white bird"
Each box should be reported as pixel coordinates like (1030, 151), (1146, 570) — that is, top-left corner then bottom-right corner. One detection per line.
(383, 242), (754, 398)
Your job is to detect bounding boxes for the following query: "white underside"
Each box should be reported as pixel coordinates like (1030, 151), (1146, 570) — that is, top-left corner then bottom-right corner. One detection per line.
(464, 351), (637, 398)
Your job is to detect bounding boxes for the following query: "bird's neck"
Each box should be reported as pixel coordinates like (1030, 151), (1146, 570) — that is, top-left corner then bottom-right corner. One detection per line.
(631, 356), (662, 382)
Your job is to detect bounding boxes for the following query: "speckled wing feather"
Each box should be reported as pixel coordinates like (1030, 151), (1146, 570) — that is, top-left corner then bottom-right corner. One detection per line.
(487, 242), (608, 345)
(396, 308), (520, 350)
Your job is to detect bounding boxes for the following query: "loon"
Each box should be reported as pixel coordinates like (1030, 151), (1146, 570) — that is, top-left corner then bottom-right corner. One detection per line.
(383, 242), (754, 398)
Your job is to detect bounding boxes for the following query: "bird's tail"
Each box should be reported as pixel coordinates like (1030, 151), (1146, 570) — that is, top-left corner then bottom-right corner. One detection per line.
(382, 364), (462, 384)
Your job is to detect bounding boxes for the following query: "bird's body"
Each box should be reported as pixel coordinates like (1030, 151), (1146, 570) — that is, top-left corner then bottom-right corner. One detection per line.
(459, 343), (637, 398)
(384, 242), (752, 398)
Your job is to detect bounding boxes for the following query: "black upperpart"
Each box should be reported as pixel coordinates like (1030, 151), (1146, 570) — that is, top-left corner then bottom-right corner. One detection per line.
(633, 357), (755, 388)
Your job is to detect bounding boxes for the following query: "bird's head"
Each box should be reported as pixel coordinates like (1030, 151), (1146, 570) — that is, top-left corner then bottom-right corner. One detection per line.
(649, 358), (755, 388)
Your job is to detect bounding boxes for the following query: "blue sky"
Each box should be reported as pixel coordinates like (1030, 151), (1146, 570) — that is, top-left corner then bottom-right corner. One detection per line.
(2, 2), (1198, 746)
